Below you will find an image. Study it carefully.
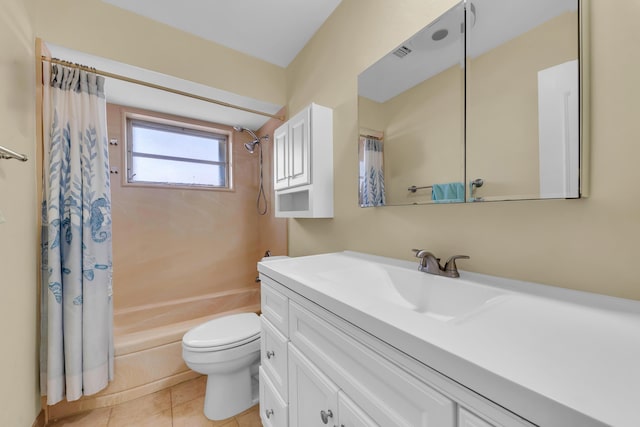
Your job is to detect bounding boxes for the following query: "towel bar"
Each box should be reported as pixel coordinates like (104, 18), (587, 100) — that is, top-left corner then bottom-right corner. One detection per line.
(0, 145), (28, 162)
(408, 185), (433, 193)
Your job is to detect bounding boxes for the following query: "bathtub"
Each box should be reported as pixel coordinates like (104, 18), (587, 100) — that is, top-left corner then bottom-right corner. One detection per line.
(46, 287), (260, 421)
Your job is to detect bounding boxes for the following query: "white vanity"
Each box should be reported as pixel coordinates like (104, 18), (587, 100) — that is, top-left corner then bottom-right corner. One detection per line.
(257, 251), (640, 427)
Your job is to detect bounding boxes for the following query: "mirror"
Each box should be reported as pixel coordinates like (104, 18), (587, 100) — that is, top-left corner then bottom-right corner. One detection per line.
(358, 0), (583, 206)
(466, 0), (580, 201)
(358, 2), (465, 206)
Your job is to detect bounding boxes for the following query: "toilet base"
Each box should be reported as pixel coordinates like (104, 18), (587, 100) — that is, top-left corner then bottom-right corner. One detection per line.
(203, 367), (258, 420)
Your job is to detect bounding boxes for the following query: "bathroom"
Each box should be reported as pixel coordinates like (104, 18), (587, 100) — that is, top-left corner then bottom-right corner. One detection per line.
(2, 0), (640, 426)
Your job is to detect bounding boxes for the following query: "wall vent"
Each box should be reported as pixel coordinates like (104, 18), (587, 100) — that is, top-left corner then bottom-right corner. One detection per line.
(392, 45), (412, 58)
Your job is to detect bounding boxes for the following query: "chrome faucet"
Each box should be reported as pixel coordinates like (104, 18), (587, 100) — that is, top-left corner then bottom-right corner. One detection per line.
(412, 249), (469, 278)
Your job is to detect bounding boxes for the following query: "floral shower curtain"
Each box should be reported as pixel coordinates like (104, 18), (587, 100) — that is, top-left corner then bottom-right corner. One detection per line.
(360, 137), (386, 207)
(40, 63), (114, 405)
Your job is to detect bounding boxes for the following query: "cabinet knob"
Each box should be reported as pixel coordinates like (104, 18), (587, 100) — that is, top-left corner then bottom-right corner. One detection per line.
(265, 408), (274, 419)
(320, 409), (333, 424)
(266, 350), (275, 359)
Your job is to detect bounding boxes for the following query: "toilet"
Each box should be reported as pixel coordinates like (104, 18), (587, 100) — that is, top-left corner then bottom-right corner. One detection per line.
(182, 312), (261, 420)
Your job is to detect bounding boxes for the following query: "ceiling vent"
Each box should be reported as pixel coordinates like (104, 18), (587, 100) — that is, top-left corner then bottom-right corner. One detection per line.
(392, 45), (412, 58)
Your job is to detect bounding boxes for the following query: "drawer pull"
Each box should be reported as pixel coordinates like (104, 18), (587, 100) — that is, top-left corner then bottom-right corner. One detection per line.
(320, 409), (333, 424)
(265, 408), (274, 419)
(266, 350), (275, 359)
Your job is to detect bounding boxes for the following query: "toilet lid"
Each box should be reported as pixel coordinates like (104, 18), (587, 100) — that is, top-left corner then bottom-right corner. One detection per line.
(182, 312), (260, 349)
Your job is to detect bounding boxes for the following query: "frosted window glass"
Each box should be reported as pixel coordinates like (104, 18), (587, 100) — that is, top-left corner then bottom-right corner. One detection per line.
(131, 157), (225, 186)
(127, 118), (229, 188)
(131, 124), (226, 162)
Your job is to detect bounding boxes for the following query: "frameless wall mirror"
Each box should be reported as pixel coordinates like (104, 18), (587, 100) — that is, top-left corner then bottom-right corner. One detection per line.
(357, 0), (585, 206)
(358, 2), (465, 207)
(466, 0), (582, 201)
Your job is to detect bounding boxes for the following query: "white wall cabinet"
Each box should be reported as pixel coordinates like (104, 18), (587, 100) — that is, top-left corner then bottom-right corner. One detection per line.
(273, 103), (333, 218)
(259, 276), (528, 427)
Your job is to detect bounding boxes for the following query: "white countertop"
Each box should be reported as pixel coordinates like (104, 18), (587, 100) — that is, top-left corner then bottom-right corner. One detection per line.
(258, 251), (640, 427)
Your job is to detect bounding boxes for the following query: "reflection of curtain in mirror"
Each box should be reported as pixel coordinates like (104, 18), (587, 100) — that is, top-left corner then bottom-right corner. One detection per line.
(360, 137), (386, 207)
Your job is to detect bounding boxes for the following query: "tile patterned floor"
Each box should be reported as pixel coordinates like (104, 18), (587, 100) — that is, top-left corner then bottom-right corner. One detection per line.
(47, 376), (262, 427)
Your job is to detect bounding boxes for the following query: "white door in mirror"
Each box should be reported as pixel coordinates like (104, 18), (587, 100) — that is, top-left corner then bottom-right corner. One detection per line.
(538, 59), (580, 199)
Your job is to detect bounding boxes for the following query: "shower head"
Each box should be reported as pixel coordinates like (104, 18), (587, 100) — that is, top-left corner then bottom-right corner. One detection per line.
(234, 125), (269, 153)
(244, 140), (259, 154)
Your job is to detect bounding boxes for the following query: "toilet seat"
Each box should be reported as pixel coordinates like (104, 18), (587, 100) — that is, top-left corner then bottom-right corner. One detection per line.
(182, 312), (260, 352)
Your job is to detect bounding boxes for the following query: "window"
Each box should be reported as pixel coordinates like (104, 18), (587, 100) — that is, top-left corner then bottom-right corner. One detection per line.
(126, 115), (231, 189)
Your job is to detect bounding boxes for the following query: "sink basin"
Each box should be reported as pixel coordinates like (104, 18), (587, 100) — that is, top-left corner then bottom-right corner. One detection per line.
(314, 263), (509, 322)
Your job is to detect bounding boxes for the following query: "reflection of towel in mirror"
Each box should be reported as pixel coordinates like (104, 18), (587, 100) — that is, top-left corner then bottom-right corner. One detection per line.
(432, 182), (465, 203)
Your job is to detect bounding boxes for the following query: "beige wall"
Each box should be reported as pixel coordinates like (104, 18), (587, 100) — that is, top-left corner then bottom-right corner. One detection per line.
(0, 0), (41, 425)
(467, 12), (578, 199)
(107, 104), (286, 310)
(286, 0), (640, 301)
(34, 0), (286, 106)
(359, 64), (464, 205)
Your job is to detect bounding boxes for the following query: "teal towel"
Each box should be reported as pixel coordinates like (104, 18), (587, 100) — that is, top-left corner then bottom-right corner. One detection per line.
(432, 182), (465, 203)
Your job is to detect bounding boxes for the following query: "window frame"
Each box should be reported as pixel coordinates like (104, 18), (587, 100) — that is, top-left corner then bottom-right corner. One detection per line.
(123, 110), (233, 191)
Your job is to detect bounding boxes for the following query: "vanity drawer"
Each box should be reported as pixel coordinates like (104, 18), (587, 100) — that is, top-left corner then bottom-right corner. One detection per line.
(261, 315), (289, 401)
(261, 277), (289, 337)
(289, 300), (456, 427)
(260, 366), (288, 427)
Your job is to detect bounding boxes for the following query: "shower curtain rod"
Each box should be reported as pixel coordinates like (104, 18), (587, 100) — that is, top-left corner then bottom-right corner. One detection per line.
(41, 56), (285, 122)
(359, 133), (383, 140)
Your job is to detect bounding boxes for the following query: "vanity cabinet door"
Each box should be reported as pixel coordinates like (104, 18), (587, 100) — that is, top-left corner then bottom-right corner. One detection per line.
(288, 344), (339, 427)
(261, 315), (289, 401)
(260, 367), (288, 427)
(338, 391), (378, 427)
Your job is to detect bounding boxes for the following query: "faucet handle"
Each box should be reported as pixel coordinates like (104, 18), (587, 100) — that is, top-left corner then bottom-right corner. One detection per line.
(412, 249), (436, 259)
(443, 255), (469, 277)
(412, 249), (441, 272)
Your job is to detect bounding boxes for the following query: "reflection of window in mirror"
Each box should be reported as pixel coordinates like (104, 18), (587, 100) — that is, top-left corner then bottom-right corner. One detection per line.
(466, 0), (580, 201)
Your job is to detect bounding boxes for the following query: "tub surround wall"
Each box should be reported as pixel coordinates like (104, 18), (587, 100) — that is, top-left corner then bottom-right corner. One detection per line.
(257, 108), (289, 258)
(107, 104), (273, 310)
(286, 0), (640, 301)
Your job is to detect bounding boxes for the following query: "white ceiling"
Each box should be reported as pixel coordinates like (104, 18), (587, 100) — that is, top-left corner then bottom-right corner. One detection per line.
(101, 0), (343, 68)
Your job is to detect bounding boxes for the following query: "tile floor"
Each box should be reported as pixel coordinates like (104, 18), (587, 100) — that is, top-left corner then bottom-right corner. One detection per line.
(47, 376), (262, 427)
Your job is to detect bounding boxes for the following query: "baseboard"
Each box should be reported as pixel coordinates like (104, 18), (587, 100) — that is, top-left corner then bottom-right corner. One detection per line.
(32, 410), (45, 427)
